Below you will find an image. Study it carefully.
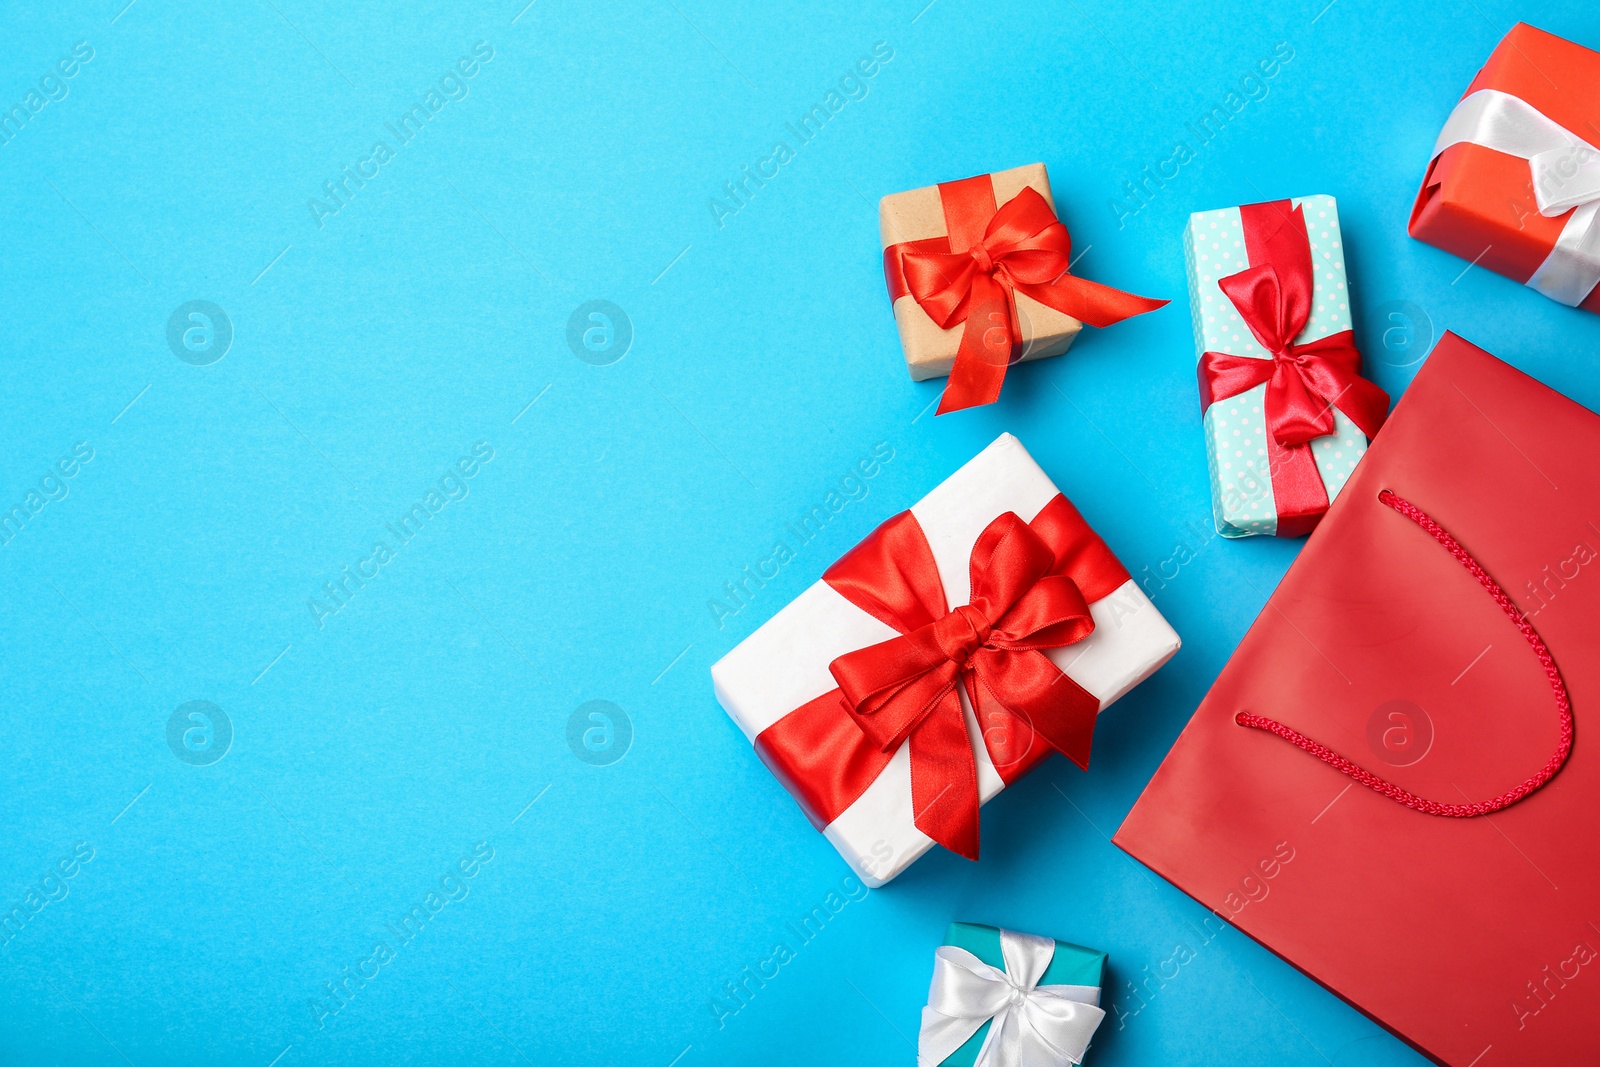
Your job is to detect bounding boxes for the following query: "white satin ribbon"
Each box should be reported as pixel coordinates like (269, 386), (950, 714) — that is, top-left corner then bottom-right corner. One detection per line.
(1430, 88), (1600, 306)
(917, 929), (1105, 1067)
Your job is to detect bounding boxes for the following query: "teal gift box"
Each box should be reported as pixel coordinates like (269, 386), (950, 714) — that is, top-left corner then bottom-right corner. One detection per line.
(1184, 195), (1373, 538)
(919, 922), (1107, 1067)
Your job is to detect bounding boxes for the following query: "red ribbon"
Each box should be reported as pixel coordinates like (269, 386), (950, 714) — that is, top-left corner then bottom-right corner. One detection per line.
(884, 174), (1167, 414)
(752, 494), (1131, 861)
(1196, 201), (1390, 537)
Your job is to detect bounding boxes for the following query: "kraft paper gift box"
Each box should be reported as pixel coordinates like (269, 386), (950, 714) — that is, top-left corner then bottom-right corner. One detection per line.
(919, 923), (1107, 1067)
(1185, 195), (1389, 538)
(881, 164), (1080, 382)
(1409, 23), (1600, 313)
(880, 164), (1165, 413)
(710, 434), (1179, 886)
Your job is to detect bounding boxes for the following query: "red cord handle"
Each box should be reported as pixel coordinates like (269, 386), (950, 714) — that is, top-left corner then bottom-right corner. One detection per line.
(1235, 488), (1574, 817)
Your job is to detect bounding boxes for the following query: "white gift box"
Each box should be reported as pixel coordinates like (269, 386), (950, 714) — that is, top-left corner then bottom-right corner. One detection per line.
(711, 434), (1180, 885)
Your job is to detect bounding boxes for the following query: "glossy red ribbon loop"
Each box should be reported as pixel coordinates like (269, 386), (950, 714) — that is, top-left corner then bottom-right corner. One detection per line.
(1196, 201), (1390, 537)
(751, 494), (1131, 862)
(884, 175), (1167, 415)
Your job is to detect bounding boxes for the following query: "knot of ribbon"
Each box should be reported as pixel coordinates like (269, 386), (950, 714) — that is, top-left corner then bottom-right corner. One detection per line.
(1197, 201), (1389, 537)
(751, 494), (1129, 862)
(933, 603), (992, 665)
(885, 174), (1167, 414)
(918, 929), (1105, 1067)
(1431, 88), (1600, 306)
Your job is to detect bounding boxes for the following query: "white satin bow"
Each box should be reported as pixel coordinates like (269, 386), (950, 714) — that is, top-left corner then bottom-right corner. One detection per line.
(1431, 88), (1600, 306)
(917, 929), (1105, 1067)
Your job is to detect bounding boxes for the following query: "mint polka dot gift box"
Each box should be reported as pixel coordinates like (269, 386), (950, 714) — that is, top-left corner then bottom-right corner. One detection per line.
(1183, 196), (1390, 538)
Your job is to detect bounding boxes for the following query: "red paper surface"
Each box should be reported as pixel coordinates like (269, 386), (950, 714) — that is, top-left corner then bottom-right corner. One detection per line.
(1116, 333), (1600, 1066)
(1408, 23), (1600, 314)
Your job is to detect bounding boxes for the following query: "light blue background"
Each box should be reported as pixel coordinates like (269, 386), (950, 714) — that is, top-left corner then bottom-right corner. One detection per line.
(3, 1), (1597, 1064)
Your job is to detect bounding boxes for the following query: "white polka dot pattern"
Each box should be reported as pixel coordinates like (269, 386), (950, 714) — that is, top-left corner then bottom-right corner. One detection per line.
(1183, 194), (1367, 538)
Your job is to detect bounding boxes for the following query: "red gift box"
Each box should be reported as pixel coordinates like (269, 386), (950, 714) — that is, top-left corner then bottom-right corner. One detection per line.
(1116, 333), (1600, 1065)
(1409, 23), (1600, 312)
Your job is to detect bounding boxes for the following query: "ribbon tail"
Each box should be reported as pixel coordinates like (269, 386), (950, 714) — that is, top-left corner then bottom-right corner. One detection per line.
(1011, 684), (1100, 777)
(969, 648), (1101, 772)
(1291, 331), (1391, 440)
(1325, 373), (1391, 441)
(918, 1006), (990, 1067)
(937, 276), (1015, 414)
(909, 688), (981, 859)
(1019, 274), (1168, 330)
(1264, 358), (1336, 445)
(1266, 435), (1329, 538)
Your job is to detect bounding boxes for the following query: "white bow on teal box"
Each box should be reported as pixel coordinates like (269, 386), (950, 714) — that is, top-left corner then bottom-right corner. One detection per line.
(918, 923), (1106, 1067)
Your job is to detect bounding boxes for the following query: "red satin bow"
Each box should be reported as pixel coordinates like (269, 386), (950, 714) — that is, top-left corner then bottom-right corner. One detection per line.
(752, 494), (1130, 861)
(885, 174), (1167, 414)
(1197, 201), (1390, 537)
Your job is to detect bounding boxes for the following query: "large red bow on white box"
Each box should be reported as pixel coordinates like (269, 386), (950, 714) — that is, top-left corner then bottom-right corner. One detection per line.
(753, 494), (1129, 860)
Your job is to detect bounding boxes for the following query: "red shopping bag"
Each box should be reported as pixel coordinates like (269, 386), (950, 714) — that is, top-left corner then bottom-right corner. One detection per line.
(1116, 332), (1600, 1066)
